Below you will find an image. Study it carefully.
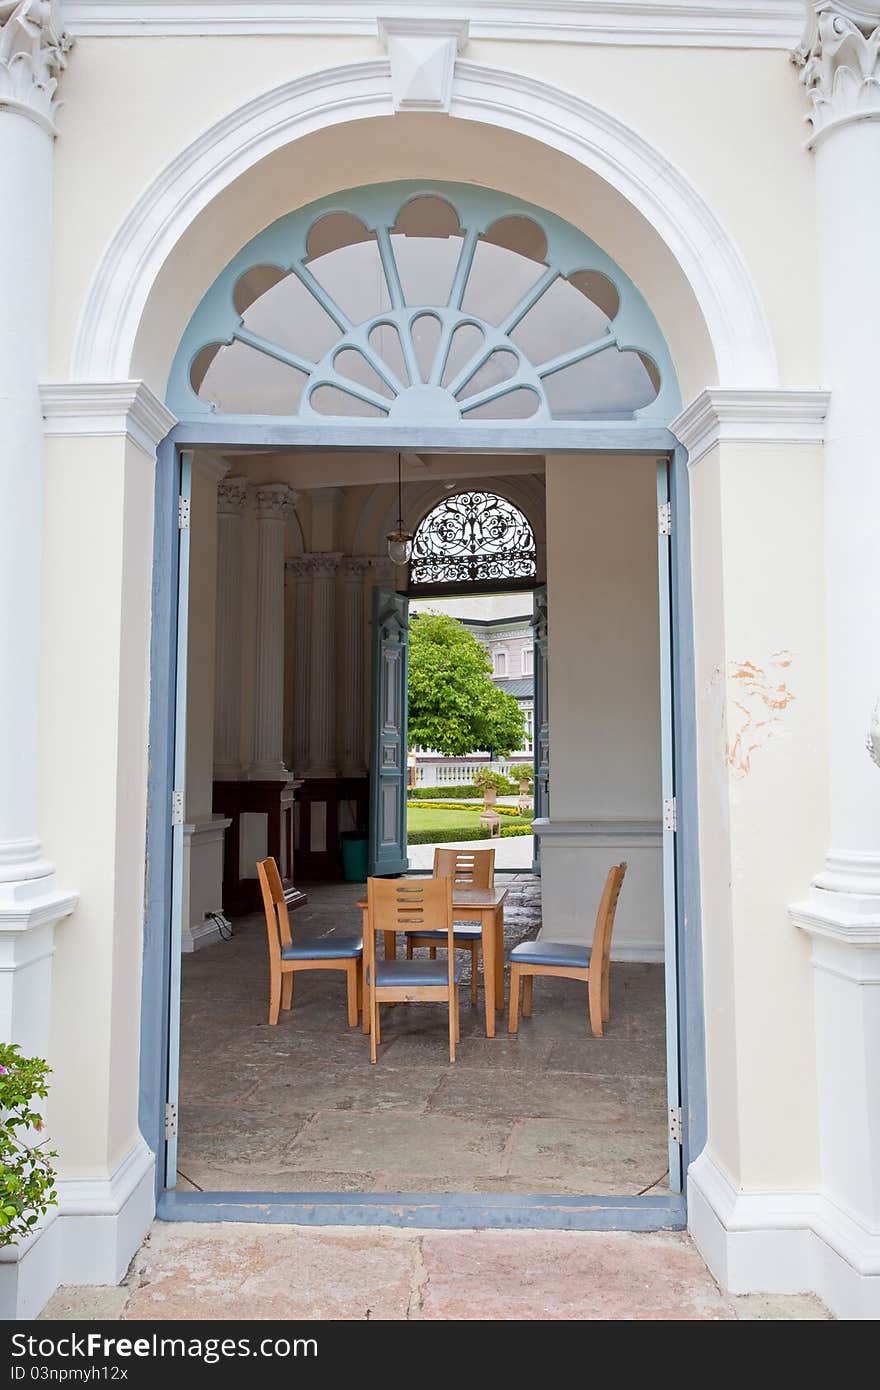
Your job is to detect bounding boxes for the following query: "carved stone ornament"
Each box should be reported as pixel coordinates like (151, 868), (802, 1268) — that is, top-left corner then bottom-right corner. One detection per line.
(378, 17), (468, 113)
(254, 484), (297, 521)
(868, 700), (880, 769)
(795, 3), (880, 143)
(216, 477), (249, 515)
(0, 0), (72, 132)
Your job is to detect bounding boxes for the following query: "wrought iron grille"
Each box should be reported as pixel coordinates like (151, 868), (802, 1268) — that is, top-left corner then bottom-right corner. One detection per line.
(409, 491), (536, 586)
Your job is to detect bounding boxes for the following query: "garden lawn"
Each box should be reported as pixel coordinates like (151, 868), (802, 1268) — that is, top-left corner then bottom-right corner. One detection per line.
(406, 803), (533, 845)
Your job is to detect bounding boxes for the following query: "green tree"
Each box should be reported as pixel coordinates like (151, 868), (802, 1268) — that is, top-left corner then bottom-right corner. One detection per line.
(408, 612), (526, 757)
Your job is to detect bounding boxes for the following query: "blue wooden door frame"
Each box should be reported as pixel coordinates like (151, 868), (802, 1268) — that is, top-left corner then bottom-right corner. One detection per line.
(140, 427), (704, 1231)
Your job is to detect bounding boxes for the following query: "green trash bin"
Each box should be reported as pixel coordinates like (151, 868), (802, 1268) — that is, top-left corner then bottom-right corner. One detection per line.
(340, 831), (369, 883)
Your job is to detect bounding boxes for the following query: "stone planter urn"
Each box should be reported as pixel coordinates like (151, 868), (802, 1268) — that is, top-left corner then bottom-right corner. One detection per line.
(482, 786), (498, 808)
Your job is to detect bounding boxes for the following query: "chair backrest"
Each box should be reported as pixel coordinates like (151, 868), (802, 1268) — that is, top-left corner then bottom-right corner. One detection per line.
(256, 856), (292, 964)
(433, 846), (495, 889)
(366, 876), (455, 988)
(590, 862), (627, 974)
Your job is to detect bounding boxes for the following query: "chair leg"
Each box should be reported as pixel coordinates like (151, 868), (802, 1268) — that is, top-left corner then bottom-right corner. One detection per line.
(508, 964), (521, 1034)
(454, 983), (461, 1042)
(449, 987), (457, 1063)
(269, 966), (282, 1026)
(470, 943), (479, 1005)
(602, 965), (611, 1022)
(281, 971), (294, 1012)
(370, 986), (378, 1063)
(429, 946), (437, 960)
(523, 974), (534, 1018)
(357, 962), (363, 1013)
(362, 961), (371, 1035)
(346, 960), (358, 1028)
(406, 938), (414, 959)
(588, 968), (604, 1038)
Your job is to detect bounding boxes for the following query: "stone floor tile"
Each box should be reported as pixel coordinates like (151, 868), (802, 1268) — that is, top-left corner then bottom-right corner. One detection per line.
(505, 1117), (669, 1190)
(177, 1111), (313, 1174)
(122, 1223), (417, 1321)
(287, 1110), (512, 1179)
(244, 1065), (443, 1117)
(546, 1036), (666, 1079)
(177, 1168), (375, 1193)
(731, 1291), (833, 1320)
(40, 1286), (131, 1321)
(417, 1230), (735, 1320)
(429, 1067), (638, 1124)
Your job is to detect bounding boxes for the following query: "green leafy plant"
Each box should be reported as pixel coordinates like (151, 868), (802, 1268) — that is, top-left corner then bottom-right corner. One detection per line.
(514, 764), (534, 787)
(473, 768), (509, 794)
(0, 1045), (57, 1246)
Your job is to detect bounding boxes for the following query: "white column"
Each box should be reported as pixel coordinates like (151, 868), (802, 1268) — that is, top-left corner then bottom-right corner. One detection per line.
(338, 558), (371, 777)
(789, 3), (880, 1317)
(213, 477), (248, 780)
(286, 559), (312, 777)
(250, 484), (297, 780)
(0, 5), (77, 1019)
(306, 554), (342, 778)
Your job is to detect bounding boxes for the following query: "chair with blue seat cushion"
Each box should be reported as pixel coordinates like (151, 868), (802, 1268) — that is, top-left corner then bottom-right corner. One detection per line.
(256, 857), (362, 1027)
(508, 862), (627, 1038)
(404, 847), (495, 1005)
(365, 876), (463, 1063)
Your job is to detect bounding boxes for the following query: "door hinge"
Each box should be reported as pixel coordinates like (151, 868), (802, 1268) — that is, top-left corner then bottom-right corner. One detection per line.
(164, 1101), (178, 1140)
(658, 501), (672, 537)
(663, 797), (677, 832)
(669, 1105), (683, 1145)
(171, 789), (184, 826)
(178, 495), (190, 530)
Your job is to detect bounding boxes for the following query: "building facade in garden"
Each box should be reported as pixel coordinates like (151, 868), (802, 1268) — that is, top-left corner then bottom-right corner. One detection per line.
(2, 0), (880, 1320)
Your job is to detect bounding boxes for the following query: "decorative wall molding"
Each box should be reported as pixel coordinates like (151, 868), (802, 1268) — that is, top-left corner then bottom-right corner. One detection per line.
(70, 59), (779, 392)
(379, 16), (468, 113)
(0, 0), (72, 135)
(671, 388), (831, 466)
(795, 2), (880, 146)
(688, 1150), (880, 1319)
(61, 2), (806, 49)
(532, 817), (662, 845)
(192, 449), (230, 482)
(39, 379), (177, 453)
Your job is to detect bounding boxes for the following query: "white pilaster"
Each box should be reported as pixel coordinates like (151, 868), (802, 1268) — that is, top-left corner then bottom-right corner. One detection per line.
(213, 477), (248, 780)
(338, 557), (371, 777)
(250, 484), (297, 780)
(286, 558), (311, 777)
(0, 27), (78, 1321)
(306, 553), (342, 779)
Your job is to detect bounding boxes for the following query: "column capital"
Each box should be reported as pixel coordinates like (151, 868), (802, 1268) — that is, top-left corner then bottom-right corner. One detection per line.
(305, 552), (343, 577)
(794, 3), (880, 147)
(216, 477), (249, 516)
(254, 483), (297, 521)
(0, 1), (72, 136)
(341, 554), (377, 579)
(284, 556), (311, 578)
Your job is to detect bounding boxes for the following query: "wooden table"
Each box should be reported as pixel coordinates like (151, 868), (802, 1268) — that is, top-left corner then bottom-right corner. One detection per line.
(357, 884), (509, 1039)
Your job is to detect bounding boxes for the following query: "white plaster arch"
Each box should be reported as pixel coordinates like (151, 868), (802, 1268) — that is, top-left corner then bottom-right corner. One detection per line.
(71, 57), (778, 393)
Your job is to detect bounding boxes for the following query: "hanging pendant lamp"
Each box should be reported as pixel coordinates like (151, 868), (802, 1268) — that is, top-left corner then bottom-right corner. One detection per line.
(386, 451), (413, 564)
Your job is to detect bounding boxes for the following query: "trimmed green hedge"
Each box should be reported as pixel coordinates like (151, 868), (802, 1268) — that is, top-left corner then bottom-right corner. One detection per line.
(408, 785), (482, 800)
(500, 824), (534, 838)
(408, 800), (532, 820)
(407, 824), (492, 845)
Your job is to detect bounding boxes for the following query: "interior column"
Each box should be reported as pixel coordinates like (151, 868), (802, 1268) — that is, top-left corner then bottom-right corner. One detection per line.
(250, 484), (297, 779)
(339, 557), (370, 777)
(287, 557), (312, 777)
(213, 477), (248, 779)
(306, 554), (342, 778)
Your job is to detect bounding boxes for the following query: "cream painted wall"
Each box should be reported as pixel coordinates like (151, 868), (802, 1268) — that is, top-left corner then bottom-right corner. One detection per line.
(541, 453), (663, 958)
(49, 37), (816, 397)
(690, 439), (825, 1192)
(41, 432), (154, 1176)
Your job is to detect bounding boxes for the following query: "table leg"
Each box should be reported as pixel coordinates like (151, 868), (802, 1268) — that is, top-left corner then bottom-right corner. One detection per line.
(482, 910), (496, 1039)
(494, 906), (505, 1012)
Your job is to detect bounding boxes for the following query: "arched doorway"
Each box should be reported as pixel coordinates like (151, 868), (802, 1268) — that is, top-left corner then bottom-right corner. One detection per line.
(145, 173), (700, 1232)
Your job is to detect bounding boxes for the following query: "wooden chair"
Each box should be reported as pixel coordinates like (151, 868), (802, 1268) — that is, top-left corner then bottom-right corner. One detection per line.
(508, 862), (627, 1038)
(256, 856), (363, 1027)
(404, 848), (495, 1004)
(365, 876), (463, 1064)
